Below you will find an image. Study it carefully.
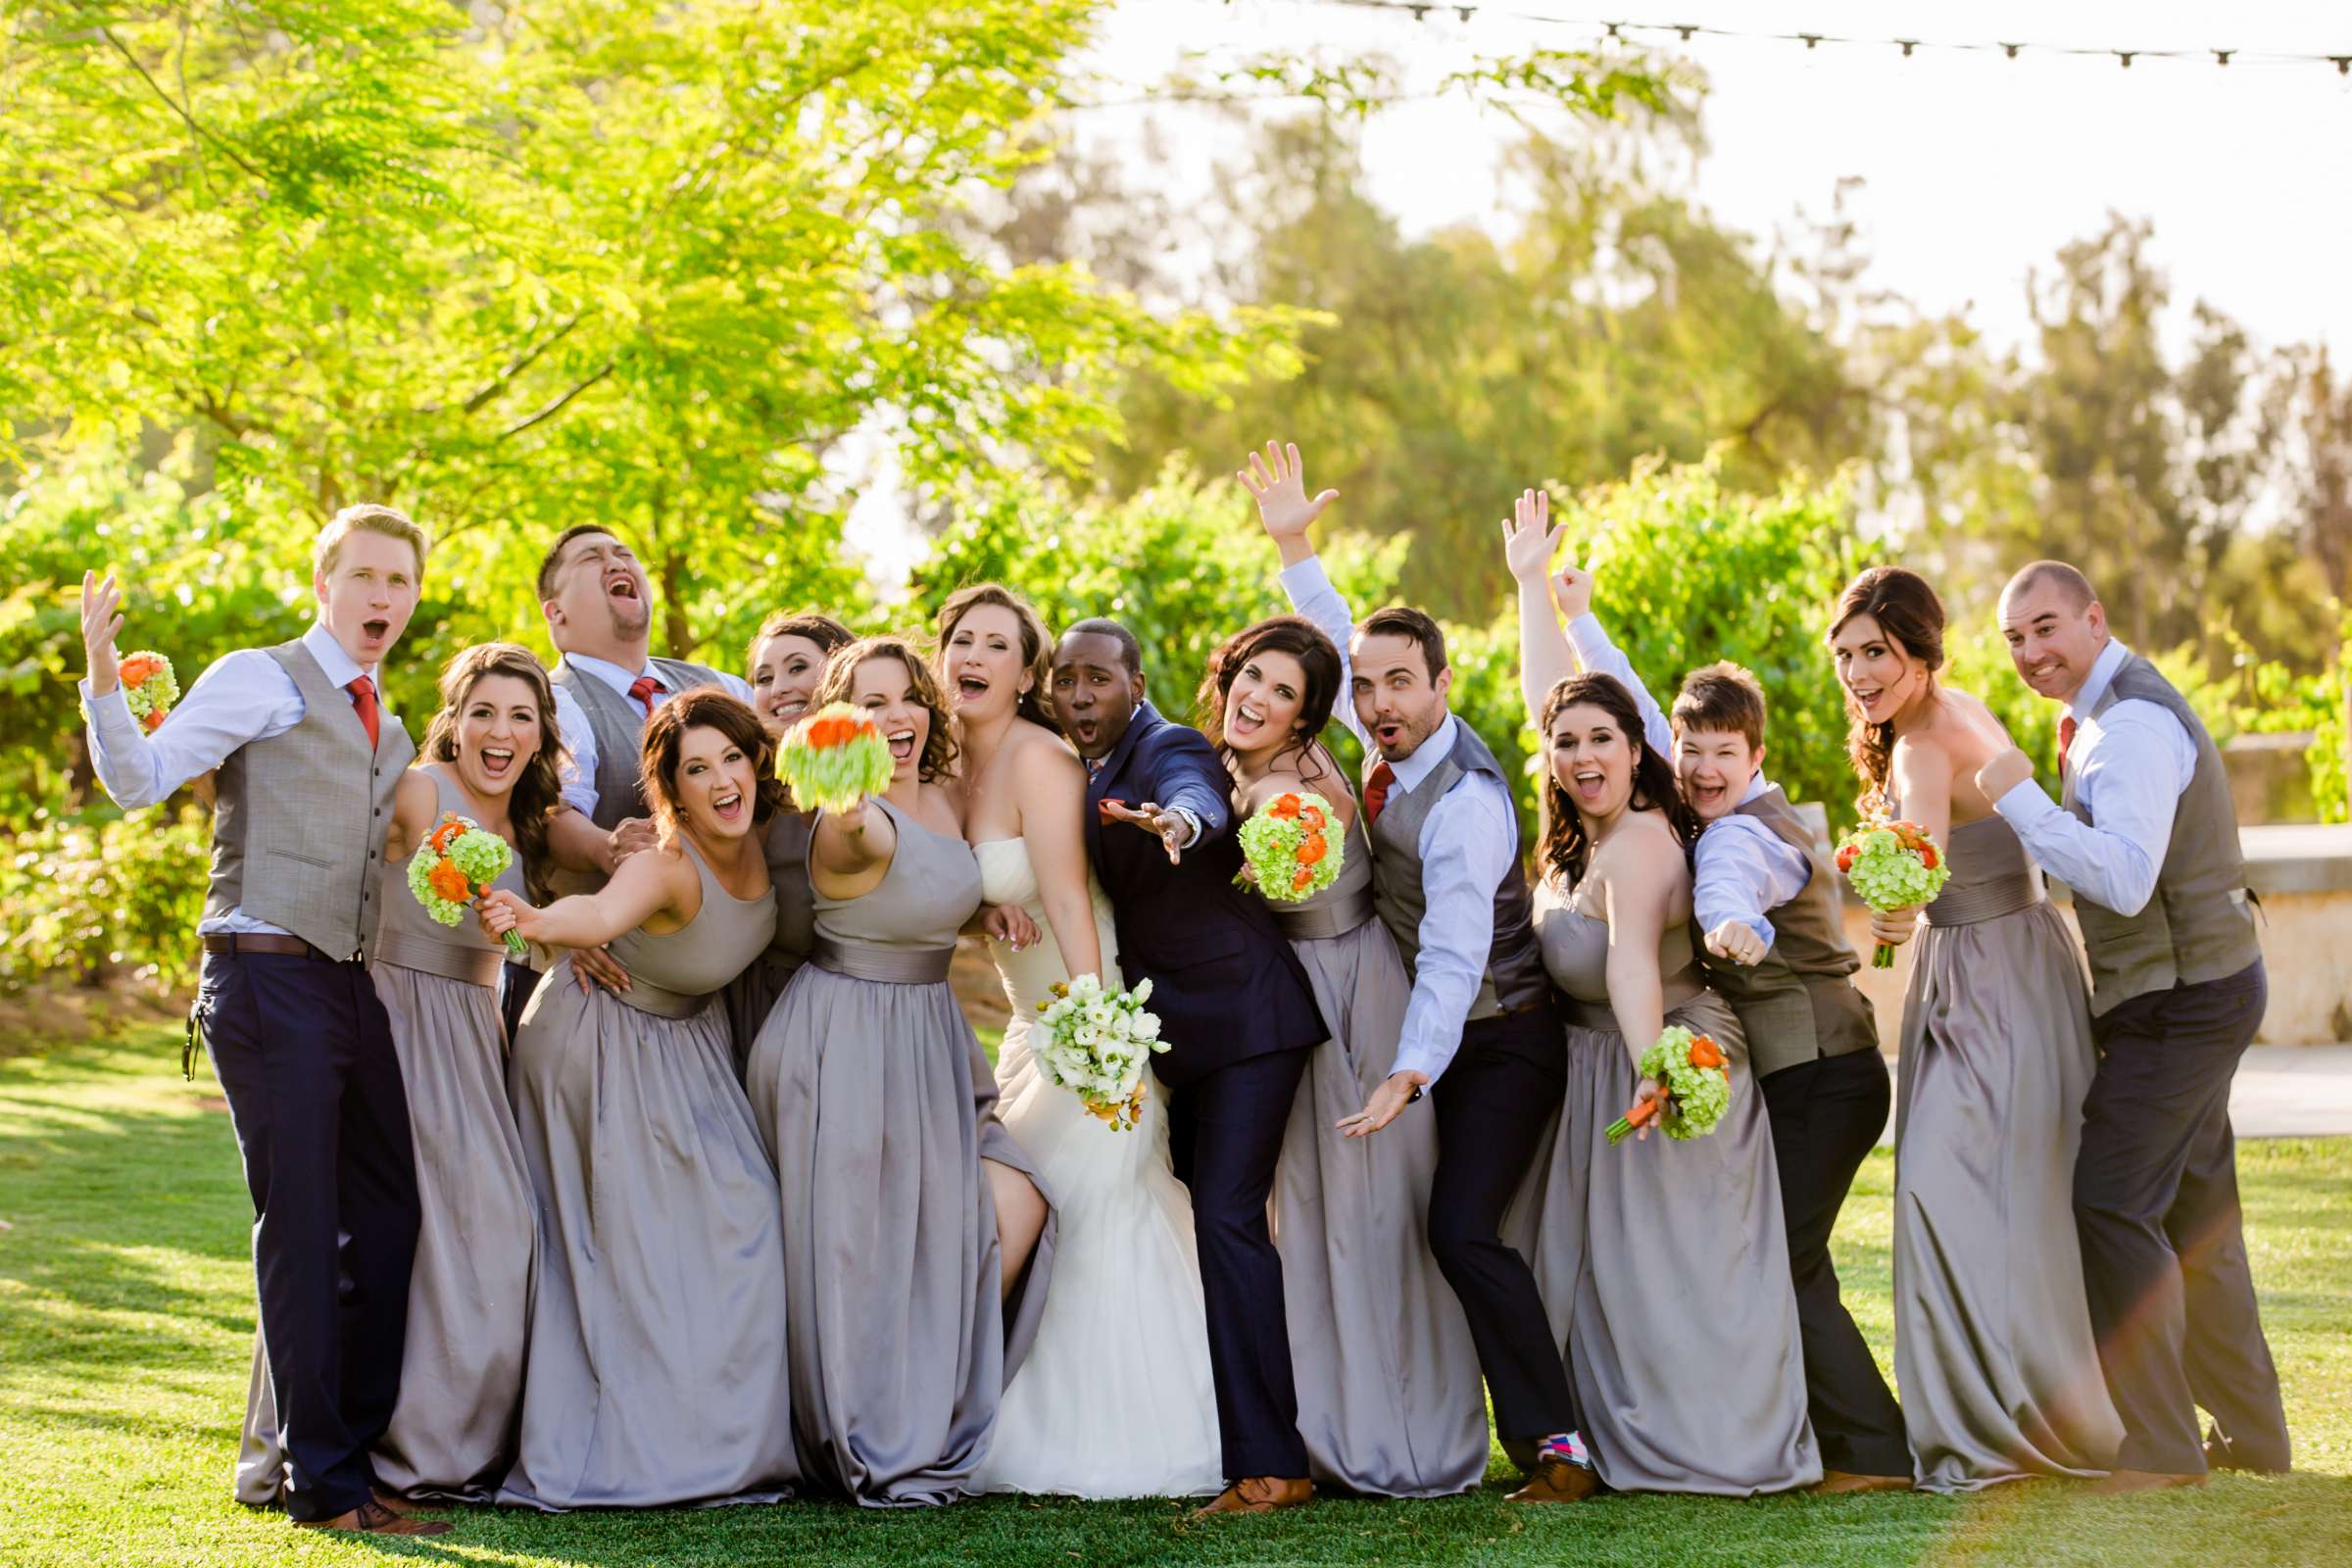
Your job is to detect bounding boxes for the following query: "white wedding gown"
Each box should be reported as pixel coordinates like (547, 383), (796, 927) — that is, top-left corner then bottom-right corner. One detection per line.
(970, 838), (1224, 1497)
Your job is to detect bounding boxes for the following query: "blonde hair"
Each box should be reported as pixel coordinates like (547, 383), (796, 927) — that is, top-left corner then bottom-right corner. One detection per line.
(315, 504), (430, 579)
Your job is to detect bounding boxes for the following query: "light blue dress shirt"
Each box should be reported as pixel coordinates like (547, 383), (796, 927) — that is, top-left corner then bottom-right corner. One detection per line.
(78, 621), (387, 935)
(550, 652), (756, 818)
(1282, 557), (1519, 1083)
(1563, 613), (1810, 949)
(1991, 638), (2197, 915)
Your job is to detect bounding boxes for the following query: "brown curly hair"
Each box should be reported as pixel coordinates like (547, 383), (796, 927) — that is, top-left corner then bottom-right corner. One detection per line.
(1196, 615), (1347, 789)
(1827, 565), (1946, 808)
(1536, 672), (1696, 888)
(813, 636), (959, 783)
(935, 583), (1059, 734)
(640, 690), (788, 844)
(418, 642), (564, 902)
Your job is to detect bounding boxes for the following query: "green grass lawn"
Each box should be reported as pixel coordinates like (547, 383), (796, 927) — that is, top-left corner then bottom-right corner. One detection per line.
(4, 1029), (2348, 1567)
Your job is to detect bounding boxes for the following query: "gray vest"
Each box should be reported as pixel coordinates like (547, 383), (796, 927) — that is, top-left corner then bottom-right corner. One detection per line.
(205, 640), (414, 960)
(1703, 786), (1878, 1077)
(1366, 718), (1550, 1019)
(552, 655), (729, 829)
(2063, 652), (2262, 1015)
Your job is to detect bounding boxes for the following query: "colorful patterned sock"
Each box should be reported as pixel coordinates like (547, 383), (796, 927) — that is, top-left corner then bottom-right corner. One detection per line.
(1539, 1431), (1591, 1468)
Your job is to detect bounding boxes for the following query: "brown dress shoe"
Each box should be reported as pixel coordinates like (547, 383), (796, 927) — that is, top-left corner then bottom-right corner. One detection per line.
(2093, 1468), (2208, 1494)
(1192, 1475), (1312, 1517)
(1810, 1469), (1915, 1495)
(294, 1499), (454, 1536)
(369, 1490), (422, 1516)
(1505, 1456), (1600, 1503)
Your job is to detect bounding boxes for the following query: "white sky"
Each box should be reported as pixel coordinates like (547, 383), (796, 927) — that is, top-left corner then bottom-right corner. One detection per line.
(1083, 0), (2352, 356)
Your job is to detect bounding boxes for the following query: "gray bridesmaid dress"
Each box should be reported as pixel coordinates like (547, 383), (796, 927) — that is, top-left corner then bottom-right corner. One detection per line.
(1512, 873), (1821, 1495)
(721, 807), (818, 1079)
(1891, 810), (2124, 1492)
(1268, 813), (1488, 1496)
(497, 838), (795, 1509)
(235, 764), (538, 1502)
(745, 797), (1058, 1506)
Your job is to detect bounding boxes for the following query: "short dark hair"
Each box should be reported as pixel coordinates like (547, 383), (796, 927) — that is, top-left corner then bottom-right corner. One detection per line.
(2004, 560), (2098, 612)
(1671, 662), (1767, 751)
(1060, 617), (1143, 677)
(536, 524), (625, 603)
(1355, 606), (1448, 680)
(640, 689), (788, 839)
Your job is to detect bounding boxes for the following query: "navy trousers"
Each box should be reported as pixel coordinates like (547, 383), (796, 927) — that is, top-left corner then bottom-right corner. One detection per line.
(198, 950), (420, 1520)
(2075, 958), (2290, 1475)
(1426, 1006), (1577, 1446)
(1762, 1048), (1911, 1478)
(1165, 1046), (1312, 1481)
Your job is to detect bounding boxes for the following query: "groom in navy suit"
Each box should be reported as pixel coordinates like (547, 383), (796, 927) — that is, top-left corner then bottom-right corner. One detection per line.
(1053, 618), (1327, 1515)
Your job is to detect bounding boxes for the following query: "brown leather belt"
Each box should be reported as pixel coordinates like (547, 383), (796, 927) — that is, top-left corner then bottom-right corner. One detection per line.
(201, 933), (355, 963)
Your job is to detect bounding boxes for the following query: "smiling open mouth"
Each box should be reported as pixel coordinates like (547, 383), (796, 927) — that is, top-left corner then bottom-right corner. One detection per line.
(361, 618), (390, 641)
(886, 728), (917, 762)
(956, 675), (990, 703)
(711, 784), (744, 822)
(605, 573), (639, 602)
(480, 746), (515, 780)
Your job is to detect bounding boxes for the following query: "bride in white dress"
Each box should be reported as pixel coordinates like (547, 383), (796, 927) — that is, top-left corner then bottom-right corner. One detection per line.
(937, 586), (1223, 1498)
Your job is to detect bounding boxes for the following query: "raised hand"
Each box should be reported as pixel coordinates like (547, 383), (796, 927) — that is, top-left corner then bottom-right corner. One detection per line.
(80, 569), (124, 695)
(1236, 440), (1338, 546)
(1499, 488), (1565, 585)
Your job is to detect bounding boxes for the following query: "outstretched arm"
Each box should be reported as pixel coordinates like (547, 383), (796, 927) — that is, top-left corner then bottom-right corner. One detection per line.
(1504, 488), (1576, 727)
(478, 843), (687, 951)
(1243, 440), (1370, 749)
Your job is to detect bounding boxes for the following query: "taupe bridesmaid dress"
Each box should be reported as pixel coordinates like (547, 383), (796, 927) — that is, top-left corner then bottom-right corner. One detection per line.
(497, 837), (795, 1509)
(1891, 810), (2123, 1492)
(1268, 812), (1489, 1495)
(721, 807), (817, 1078)
(745, 797), (1057, 1506)
(1512, 873), (1821, 1495)
(236, 764), (537, 1503)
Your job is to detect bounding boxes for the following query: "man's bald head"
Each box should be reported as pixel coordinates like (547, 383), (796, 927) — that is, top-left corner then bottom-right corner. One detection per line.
(1998, 559), (2108, 704)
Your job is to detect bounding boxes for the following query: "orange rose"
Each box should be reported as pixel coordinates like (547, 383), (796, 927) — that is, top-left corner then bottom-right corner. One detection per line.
(141, 709), (168, 733)
(1688, 1034), (1725, 1071)
(1298, 803), (1326, 831)
(427, 813), (466, 854)
(1292, 867), (1314, 892)
(427, 860), (473, 905)
(119, 654), (158, 686)
(1269, 794), (1300, 819)
(1297, 833), (1328, 865)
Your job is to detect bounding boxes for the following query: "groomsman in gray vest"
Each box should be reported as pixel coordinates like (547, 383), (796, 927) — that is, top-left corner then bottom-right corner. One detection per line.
(524, 525), (754, 1013)
(1547, 567), (1912, 1496)
(1979, 560), (2289, 1491)
(1252, 444), (1592, 1505)
(76, 508), (450, 1537)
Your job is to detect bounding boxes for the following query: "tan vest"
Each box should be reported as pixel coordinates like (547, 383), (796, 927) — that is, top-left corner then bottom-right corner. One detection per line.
(205, 640), (414, 960)
(1701, 786), (1878, 1077)
(2062, 652), (2262, 1015)
(1366, 718), (1550, 1019)
(552, 655), (729, 830)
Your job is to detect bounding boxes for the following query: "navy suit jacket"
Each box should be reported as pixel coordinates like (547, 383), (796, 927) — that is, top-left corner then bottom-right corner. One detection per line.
(1085, 703), (1325, 1087)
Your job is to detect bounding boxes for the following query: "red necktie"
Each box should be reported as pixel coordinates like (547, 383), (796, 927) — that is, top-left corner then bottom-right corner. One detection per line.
(2058, 713), (2078, 779)
(347, 676), (380, 751)
(1364, 760), (1396, 824)
(628, 675), (664, 717)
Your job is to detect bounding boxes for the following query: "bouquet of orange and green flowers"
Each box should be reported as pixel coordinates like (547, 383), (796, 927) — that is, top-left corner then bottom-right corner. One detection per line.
(119, 651), (179, 733)
(778, 703), (895, 813)
(1236, 790), (1345, 903)
(1607, 1026), (1733, 1144)
(1836, 813), (1951, 967)
(407, 811), (527, 957)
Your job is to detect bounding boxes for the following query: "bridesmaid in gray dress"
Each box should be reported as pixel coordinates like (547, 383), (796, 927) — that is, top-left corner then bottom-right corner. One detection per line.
(478, 690), (796, 1509)
(1830, 567), (2122, 1491)
(1511, 672), (1819, 1495)
(722, 611), (853, 1072)
(237, 644), (567, 1505)
(745, 637), (1055, 1506)
(1198, 614), (1487, 1496)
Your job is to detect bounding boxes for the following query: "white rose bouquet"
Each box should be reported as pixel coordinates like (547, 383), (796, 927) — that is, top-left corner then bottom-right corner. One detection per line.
(1032, 974), (1168, 1132)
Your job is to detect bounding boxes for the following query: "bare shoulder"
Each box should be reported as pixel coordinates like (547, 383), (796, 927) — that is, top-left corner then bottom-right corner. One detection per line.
(1010, 721), (1087, 786)
(1590, 808), (1686, 889)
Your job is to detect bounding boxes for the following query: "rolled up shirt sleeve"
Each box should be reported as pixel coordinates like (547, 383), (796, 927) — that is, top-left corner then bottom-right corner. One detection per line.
(550, 681), (601, 817)
(1993, 699), (2193, 915)
(1391, 771), (1516, 1083)
(79, 650), (294, 810)
(1279, 556), (1367, 749)
(1693, 814), (1812, 950)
